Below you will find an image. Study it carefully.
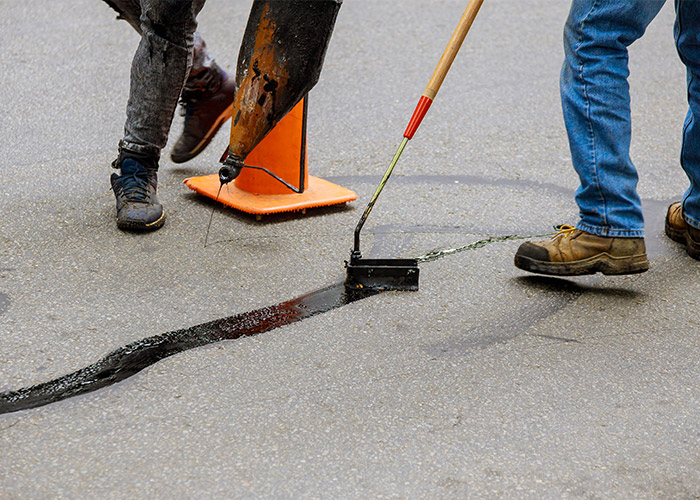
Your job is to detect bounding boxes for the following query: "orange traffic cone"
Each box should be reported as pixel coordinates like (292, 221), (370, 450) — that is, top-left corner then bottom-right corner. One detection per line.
(183, 98), (356, 218)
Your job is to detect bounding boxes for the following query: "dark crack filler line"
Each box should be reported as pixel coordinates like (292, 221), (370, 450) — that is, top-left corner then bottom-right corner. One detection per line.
(0, 232), (576, 415)
(0, 283), (379, 415)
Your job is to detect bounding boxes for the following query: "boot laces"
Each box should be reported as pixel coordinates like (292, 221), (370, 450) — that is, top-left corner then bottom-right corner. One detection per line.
(551, 224), (577, 240)
(116, 169), (152, 203)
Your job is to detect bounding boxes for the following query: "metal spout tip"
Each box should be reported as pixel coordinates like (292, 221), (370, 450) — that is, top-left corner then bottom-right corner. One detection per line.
(219, 154), (244, 184)
(218, 166), (240, 184)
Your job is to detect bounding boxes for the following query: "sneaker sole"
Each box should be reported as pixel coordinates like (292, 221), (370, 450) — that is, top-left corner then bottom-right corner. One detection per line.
(514, 252), (650, 276)
(665, 218), (700, 260)
(171, 103), (234, 164)
(116, 211), (166, 232)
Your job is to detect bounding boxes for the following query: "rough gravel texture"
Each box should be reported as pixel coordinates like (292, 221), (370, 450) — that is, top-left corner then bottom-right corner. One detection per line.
(1, 1), (699, 498)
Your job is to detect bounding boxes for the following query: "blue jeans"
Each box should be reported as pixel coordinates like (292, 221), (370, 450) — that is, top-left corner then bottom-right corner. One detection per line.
(562, 0), (700, 237)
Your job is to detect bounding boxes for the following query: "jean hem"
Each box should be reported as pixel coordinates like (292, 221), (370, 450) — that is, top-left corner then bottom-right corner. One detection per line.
(119, 139), (161, 159)
(576, 222), (644, 238)
(683, 210), (700, 231)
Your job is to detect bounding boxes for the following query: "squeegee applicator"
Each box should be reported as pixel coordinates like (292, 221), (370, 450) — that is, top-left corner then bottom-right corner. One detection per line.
(345, 0), (485, 291)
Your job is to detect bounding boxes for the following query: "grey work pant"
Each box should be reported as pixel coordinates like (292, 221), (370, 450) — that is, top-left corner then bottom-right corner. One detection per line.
(103, 0), (216, 161)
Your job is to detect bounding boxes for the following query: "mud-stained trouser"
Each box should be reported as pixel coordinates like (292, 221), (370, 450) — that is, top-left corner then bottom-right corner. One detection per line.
(562, 0), (700, 237)
(102, 0), (214, 163)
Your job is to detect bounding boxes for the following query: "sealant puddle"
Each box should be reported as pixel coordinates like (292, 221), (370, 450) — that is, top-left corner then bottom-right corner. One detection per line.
(0, 282), (379, 415)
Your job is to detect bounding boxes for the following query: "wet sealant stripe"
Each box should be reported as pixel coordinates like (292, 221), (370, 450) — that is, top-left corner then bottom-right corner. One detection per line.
(0, 231), (589, 415)
(0, 283), (378, 415)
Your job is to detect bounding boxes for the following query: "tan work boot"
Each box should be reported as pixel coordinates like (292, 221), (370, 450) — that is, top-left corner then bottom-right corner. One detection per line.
(665, 202), (700, 260)
(514, 225), (650, 276)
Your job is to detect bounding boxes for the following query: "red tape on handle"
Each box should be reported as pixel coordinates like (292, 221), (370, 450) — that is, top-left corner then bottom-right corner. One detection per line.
(403, 95), (434, 140)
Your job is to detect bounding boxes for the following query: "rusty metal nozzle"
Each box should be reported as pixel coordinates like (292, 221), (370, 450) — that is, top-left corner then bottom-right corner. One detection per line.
(219, 154), (244, 184)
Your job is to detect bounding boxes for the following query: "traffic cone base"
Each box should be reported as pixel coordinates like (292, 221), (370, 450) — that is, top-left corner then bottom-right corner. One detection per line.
(184, 173), (356, 215)
(184, 97), (356, 216)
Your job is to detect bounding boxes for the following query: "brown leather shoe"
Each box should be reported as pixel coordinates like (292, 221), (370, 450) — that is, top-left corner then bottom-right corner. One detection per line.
(514, 226), (650, 276)
(171, 64), (235, 164)
(664, 202), (700, 260)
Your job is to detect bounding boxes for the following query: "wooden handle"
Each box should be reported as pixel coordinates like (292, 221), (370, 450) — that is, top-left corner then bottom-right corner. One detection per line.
(423, 0), (485, 100)
(403, 0), (485, 139)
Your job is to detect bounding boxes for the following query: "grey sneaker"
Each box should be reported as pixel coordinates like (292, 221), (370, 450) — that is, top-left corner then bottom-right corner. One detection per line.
(171, 64), (235, 164)
(110, 158), (165, 231)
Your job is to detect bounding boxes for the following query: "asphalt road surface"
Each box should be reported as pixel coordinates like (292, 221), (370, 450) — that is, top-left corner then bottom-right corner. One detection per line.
(2, 0), (700, 498)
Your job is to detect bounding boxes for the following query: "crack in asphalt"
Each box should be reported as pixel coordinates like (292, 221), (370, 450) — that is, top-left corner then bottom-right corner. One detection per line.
(0, 173), (666, 415)
(0, 283), (378, 415)
(0, 233), (584, 416)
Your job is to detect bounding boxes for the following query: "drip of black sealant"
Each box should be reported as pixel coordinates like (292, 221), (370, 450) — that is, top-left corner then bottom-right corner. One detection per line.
(204, 182), (224, 248)
(0, 283), (380, 415)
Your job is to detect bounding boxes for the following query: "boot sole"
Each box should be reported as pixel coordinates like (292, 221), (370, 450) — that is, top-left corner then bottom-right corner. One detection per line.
(116, 211), (166, 232)
(171, 103), (234, 164)
(665, 218), (700, 260)
(514, 252), (650, 276)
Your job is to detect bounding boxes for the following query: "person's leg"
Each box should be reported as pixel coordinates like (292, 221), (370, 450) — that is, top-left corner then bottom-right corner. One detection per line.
(119, 0), (206, 163)
(514, 0), (666, 276)
(102, 0), (141, 31)
(675, 0), (700, 227)
(665, 0), (700, 258)
(103, 0), (216, 85)
(103, 0), (235, 166)
(562, 0), (666, 238)
(109, 0), (205, 231)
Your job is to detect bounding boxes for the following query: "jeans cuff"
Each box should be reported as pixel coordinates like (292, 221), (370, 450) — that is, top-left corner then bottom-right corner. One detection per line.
(576, 222), (644, 238)
(683, 211), (700, 231)
(113, 140), (160, 171)
(118, 139), (161, 159)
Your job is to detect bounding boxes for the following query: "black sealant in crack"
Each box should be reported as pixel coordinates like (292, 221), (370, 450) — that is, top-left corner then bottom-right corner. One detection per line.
(0, 230), (560, 415)
(0, 283), (379, 415)
(1, 170), (662, 415)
